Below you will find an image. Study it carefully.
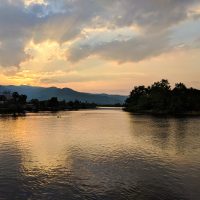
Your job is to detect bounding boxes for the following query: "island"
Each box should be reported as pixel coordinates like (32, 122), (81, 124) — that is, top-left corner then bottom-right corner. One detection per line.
(124, 79), (200, 115)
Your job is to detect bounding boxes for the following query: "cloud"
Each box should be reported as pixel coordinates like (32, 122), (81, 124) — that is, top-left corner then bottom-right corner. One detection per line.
(67, 0), (200, 62)
(39, 70), (145, 85)
(0, 0), (200, 67)
(0, 0), (38, 67)
(68, 31), (171, 63)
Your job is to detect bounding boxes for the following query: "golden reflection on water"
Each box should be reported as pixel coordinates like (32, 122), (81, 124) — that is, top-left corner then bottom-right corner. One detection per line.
(0, 109), (200, 200)
(0, 115), (72, 172)
(0, 109), (199, 174)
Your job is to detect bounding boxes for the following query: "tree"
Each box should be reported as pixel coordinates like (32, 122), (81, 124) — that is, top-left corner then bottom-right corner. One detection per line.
(150, 79), (171, 110)
(12, 92), (20, 103)
(125, 79), (200, 114)
(174, 83), (187, 90)
(0, 95), (6, 102)
(19, 95), (27, 104)
(31, 99), (40, 106)
(125, 85), (150, 111)
(48, 97), (59, 108)
(151, 79), (171, 91)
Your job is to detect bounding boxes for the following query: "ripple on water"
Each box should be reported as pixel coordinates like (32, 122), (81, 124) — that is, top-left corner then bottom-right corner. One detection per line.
(0, 110), (200, 200)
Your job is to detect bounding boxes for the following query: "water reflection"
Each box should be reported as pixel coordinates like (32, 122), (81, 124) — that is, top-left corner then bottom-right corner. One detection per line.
(0, 109), (200, 199)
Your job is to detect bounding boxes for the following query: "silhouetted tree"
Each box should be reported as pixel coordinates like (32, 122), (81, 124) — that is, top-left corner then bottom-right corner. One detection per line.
(125, 79), (200, 114)
(49, 97), (59, 108)
(0, 92), (97, 114)
(12, 92), (20, 103)
(0, 95), (6, 102)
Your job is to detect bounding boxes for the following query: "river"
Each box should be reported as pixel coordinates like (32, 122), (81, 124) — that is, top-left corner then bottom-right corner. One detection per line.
(0, 108), (200, 200)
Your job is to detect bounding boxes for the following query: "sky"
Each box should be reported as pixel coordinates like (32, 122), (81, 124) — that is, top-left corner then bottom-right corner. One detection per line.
(0, 0), (200, 95)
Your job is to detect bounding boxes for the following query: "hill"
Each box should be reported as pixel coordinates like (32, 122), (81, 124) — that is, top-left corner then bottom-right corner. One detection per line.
(0, 85), (126, 105)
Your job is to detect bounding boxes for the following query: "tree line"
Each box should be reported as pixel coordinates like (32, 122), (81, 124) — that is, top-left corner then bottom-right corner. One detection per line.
(124, 79), (200, 115)
(28, 98), (96, 112)
(0, 92), (96, 115)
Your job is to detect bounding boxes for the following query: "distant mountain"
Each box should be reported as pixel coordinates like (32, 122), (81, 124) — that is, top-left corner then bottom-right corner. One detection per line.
(0, 85), (127, 105)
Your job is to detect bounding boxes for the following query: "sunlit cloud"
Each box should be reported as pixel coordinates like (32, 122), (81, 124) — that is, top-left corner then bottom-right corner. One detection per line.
(24, 0), (46, 6)
(0, 0), (200, 93)
(25, 40), (66, 62)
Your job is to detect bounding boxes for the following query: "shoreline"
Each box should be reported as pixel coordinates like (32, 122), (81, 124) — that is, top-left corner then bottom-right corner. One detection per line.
(0, 107), (99, 117)
(124, 109), (200, 117)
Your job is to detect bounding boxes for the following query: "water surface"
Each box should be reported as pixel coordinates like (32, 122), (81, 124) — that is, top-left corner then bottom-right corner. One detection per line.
(0, 108), (200, 200)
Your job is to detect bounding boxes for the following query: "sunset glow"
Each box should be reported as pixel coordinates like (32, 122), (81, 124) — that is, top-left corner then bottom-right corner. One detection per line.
(0, 0), (200, 94)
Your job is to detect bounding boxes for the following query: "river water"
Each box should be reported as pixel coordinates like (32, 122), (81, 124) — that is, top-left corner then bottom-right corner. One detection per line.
(0, 108), (200, 200)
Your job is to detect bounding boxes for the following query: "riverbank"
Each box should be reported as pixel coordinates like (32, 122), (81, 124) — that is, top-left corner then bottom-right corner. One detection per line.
(0, 107), (98, 117)
(124, 108), (200, 116)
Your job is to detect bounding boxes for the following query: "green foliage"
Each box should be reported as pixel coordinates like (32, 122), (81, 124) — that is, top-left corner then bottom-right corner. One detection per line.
(125, 79), (200, 114)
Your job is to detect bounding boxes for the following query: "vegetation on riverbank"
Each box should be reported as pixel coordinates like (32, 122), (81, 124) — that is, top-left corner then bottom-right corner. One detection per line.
(27, 98), (97, 112)
(124, 79), (200, 115)
(0, 92), (96, 115)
